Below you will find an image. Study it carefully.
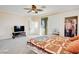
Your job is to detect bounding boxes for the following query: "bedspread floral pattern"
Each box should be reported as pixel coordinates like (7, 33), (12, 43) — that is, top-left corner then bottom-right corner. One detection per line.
(29, 35), (71, 54)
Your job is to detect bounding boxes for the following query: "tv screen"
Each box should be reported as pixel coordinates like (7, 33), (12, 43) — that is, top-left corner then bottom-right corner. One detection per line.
(14, 26), (24, 32)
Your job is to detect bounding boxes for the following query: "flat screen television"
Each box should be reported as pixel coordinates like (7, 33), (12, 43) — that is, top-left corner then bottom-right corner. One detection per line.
(14, 26), (24, 32)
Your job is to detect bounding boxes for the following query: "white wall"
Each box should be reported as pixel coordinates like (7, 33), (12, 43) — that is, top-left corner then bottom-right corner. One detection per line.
(48, 10), (79, 36)
(1, 9), (79, 39)
(0, 12), (28, 40)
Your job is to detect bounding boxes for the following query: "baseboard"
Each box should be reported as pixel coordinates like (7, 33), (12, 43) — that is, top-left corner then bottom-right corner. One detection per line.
(0, 35), (12, 40)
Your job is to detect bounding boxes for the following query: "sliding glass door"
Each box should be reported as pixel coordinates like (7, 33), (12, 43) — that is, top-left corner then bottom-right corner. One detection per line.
(40, 17), (48, 35)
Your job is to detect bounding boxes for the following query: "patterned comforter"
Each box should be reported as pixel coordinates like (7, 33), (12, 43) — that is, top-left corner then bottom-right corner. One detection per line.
(27, 35), (71, 54)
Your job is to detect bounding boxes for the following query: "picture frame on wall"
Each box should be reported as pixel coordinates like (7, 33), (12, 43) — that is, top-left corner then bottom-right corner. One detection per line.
(64, 16), (78, 37)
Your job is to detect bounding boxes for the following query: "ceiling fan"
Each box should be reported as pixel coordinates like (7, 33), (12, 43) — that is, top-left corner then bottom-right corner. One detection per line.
(24, 5), (44, 13)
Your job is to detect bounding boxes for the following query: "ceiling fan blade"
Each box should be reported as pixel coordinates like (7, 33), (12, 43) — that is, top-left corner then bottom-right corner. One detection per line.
(24, 8), (31, 10)
(27, 10), (32, 13)
(37, 9), (43, 11)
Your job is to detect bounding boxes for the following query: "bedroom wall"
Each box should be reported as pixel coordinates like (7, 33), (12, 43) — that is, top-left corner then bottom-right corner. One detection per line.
(1, 9), (79, 39)
(48, 9), (79, 36)
(0, 11), (29, 40)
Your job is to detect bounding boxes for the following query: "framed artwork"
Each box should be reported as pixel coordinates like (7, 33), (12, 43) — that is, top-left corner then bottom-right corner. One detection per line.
(64, 16), (78, 37)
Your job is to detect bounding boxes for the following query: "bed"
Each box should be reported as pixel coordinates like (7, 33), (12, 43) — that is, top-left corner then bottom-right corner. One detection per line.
(27, 35), (72, 54)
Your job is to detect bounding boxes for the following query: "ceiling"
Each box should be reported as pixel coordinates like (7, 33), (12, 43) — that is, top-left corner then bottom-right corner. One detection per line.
(0, 5), (79, 16)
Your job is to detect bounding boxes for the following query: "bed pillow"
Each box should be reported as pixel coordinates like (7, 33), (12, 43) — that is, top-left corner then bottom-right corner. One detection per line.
(65, 39), (79, 54)
(69, 35), (79, 41)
